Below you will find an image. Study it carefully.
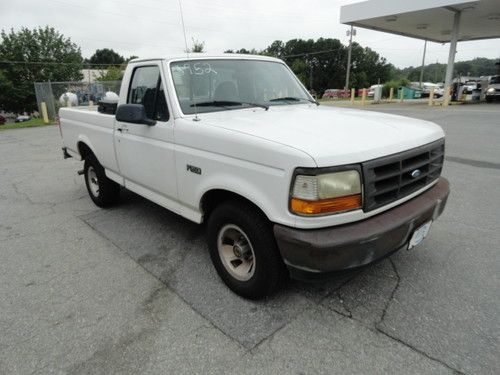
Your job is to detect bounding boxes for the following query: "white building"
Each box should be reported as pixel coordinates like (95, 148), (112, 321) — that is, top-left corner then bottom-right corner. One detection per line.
(80, 69), (107, 83)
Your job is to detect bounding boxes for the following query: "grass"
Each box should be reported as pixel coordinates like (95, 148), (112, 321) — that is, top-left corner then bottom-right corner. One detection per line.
(0, 118), (55, 130)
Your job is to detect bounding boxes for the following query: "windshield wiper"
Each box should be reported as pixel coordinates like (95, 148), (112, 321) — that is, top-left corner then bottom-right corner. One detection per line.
(191, 100), (268, 111)
(269, 97), (319, 106)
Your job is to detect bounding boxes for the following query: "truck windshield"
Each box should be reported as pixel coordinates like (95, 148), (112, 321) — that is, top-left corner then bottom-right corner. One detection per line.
(170, 59), (312, 115)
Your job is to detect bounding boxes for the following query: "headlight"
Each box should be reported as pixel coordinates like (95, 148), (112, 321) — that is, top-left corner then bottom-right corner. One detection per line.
(290, 170), (362, 215)
(487, 87), (495, 93)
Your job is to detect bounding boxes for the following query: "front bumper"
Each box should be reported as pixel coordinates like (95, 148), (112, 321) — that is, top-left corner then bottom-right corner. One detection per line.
(274, 178), (450, 280)
(486, 92), (500, 100)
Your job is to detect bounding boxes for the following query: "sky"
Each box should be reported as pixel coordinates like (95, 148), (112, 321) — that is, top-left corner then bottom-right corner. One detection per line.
(1, 0), (499, 68)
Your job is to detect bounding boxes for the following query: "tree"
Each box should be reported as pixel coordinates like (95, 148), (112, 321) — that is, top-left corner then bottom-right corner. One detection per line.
(98, 66), (124, 81)
(190, 39), (205, 53)
(224, 48), (259, 55)
(228, 38), (392, 94)
(89, 48), (124, 68)
(0, 26), (83, 114)
(263, 40), (286, 58)
(393, 57), (498, 83)
(348, 43), (392, 88)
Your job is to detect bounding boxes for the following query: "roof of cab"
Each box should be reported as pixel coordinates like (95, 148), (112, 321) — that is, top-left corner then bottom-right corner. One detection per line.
(129, 53), (283, 64)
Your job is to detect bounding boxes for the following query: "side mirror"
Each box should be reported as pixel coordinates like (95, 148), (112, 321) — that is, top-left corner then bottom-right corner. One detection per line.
(116, 104), (156, 126)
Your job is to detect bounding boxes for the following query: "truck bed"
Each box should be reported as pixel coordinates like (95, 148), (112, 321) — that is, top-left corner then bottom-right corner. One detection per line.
(59, 106), (118, 173)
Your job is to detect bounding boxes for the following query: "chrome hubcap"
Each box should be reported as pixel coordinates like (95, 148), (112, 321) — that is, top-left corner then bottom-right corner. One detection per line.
(87, 166), (100, 197)
(217, 224), (255, 281)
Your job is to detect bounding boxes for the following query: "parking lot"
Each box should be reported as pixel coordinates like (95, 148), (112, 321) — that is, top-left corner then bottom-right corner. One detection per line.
(1, 103), (499, 374)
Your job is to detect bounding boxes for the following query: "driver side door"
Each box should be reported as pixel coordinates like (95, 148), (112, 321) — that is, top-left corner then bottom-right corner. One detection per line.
(114, 64), (178, 207)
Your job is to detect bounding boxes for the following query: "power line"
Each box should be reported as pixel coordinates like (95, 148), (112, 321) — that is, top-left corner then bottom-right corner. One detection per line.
(283, 48), (344, 59)
(0, 60), (125, 66)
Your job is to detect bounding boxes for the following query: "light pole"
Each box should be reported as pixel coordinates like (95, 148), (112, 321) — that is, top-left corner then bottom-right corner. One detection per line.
(345, 26), (356, 90)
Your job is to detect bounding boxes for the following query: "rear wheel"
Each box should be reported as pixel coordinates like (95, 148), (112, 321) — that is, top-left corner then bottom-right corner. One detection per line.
(207, 200), (288, 299)
(84, 154), (120, 207)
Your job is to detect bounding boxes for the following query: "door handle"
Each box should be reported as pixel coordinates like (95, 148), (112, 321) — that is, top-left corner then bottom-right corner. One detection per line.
(116, 126), (129, 132)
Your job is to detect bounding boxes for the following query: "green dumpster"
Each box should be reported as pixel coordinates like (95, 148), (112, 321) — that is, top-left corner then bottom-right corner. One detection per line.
(398, 86), (423, 99)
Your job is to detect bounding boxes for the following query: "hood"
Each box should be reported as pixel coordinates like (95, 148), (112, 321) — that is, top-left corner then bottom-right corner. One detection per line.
(197, 104), (445, 167)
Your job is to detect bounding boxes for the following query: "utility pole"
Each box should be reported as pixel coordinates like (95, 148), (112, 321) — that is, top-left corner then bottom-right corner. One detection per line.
(345, 26), (356, 90)
(419, 40), (427, 88)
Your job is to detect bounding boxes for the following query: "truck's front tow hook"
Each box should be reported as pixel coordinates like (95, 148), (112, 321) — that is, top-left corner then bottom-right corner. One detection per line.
(77, 169), (84, 176)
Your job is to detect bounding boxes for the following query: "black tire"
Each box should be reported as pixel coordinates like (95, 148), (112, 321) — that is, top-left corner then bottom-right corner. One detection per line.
(84, 154), (120, 207)
(486, 98), (493, 103)
(207, 200), (288, 300)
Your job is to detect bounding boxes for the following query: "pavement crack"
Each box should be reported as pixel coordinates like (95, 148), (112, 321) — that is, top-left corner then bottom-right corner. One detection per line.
(378, 258), (401, 325)
(375, 327), (466, 375)
(373, 259), (465, 374)
(11, 182), (35, 205)
(334, 290), (353, 319)
(78, 216), (247, 351)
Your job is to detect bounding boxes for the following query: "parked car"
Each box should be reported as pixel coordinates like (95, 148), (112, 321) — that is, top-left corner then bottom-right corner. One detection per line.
(485, 75), (500, 103)
(419, 83), (443, 98)
(367, 84), (383, 97)
(59, 54), (450, 299)
(15, 115), (31, 123)
(322, 89), (350, 99)
(434, 85), (445, 98)
(0, 115), (6, 125)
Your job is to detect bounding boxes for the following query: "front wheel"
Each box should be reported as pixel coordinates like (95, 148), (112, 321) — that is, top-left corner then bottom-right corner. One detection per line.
(84, 154), (120, 207)
(207, 200), (288, 299)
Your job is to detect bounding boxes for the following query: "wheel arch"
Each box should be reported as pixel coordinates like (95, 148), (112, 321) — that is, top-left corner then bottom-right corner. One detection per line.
(200, 188), (271, 224)
(77, 138), (96, 160)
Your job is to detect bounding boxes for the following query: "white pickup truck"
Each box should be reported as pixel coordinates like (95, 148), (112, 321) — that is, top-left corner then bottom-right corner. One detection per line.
(60, 54), (449, 299)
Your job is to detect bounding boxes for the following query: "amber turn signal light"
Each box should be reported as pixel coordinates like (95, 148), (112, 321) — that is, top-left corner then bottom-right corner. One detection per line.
(291, 194), (362, 215)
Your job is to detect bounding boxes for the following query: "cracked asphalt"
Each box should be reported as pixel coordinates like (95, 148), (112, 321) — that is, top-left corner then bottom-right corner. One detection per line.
(1, 103), (499, 374)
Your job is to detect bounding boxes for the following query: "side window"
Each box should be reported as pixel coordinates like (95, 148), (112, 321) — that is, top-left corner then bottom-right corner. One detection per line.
(128, 66), (169, 121)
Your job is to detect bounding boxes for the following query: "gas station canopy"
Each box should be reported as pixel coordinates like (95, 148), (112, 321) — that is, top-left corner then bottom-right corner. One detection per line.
(340, 0), (500, 43)
(340, 0), (500, 105)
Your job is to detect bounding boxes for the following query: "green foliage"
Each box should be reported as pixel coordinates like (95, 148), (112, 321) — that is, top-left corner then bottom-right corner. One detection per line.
(0, 117), (54, 130)
(229, 38), (392, 94)
(224, 48), (259, 54)
(394, 58), (498, 82)
(190, 39), (205, 53)
(98, 66), (124, 81)
(88, 48), (124, 68)
(0, 26), (83, 113)
(383, 78), (410, 98)
(290, 59), (308, 87)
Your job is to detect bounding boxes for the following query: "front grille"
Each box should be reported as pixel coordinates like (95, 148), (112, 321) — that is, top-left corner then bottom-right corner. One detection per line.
(362, 139), (445, 212)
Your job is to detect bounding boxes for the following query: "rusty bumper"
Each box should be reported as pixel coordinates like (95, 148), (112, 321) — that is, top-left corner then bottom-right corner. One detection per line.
(274, 178), (450, 280)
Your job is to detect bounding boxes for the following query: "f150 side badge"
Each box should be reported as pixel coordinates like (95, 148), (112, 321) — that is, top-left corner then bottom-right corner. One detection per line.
(187, 165), (202, 175)
(411, 169), (422, 178)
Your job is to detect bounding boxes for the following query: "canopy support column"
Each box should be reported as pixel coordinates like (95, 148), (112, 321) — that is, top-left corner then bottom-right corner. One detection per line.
(419, 40), (427, 88)
(443, 10), (462, 106)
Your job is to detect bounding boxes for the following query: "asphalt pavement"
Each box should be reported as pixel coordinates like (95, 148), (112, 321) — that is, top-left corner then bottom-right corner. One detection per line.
(0, 103), (499, 374)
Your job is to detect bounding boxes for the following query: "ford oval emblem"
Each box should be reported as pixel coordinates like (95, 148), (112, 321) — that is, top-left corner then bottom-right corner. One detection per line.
(411, 169), (422, 178)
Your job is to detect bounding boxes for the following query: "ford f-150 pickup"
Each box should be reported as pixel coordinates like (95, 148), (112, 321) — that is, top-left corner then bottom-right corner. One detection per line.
(59, 54), (449, 299)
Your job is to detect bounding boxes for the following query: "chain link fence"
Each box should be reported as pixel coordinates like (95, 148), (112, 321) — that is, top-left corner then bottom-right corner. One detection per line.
(34, 80), (121, 120)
